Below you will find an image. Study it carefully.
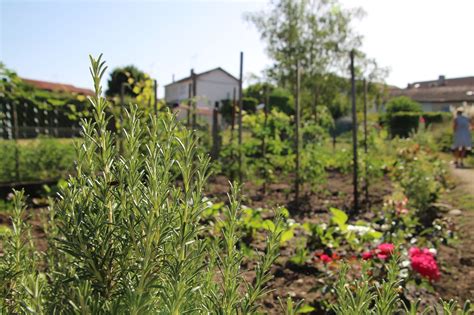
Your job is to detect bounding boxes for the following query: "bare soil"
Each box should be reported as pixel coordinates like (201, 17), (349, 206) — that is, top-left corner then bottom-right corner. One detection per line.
(434, 165), (474, 302)
(1, 169), (473, 313)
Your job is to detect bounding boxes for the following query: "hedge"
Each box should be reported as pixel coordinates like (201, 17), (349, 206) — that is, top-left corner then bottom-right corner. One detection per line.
(387, 111), (452, 138)
(422, 112), (452, 126)
(243, 97), (258, 113)
(389, 112), (420, 138)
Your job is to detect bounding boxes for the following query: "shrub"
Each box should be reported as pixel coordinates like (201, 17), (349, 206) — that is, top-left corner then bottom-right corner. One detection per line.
(388, 112), (420, 138)
(269, 87), (293, 115)
(385, 96), (422, 115)
(0, 55), (284, 313)
(333, 259), (472, 314)
(422, 112), (452, 126)
(243, 97), (258, 113)
(219, 98), (234, 124)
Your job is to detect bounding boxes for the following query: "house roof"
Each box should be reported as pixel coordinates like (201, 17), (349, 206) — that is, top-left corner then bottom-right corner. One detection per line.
(21, 78), (94, 96)
(164, 67), (239, 87)
(389, 76), (474, 103)
(408, 76), (474, 89)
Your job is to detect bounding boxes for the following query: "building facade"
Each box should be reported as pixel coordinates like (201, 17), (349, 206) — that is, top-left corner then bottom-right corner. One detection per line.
(164, 67), (239, 124)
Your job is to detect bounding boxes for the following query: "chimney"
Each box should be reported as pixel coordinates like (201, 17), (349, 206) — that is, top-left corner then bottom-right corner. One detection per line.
(172, 74), (175, 83)
(438, 75), (446, 86)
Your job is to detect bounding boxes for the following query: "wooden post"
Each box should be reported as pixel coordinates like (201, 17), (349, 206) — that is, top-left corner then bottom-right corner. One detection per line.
(0, 103), (5, 139)
(231, 87), (236, 139)
(238, 52), (244, 184)
(350, 50), (359, 213)
(363, 79), (369, 208)
(295, 61), (301, 209)
(12, 102), (20, 181)
(192, 69), (197, 130)
(154, 79), (158, 115)
(262, 85), (269, 194)
(22, 102), (27, 138)
(187, 81), (192, 127)
(211, 101), (219, 160)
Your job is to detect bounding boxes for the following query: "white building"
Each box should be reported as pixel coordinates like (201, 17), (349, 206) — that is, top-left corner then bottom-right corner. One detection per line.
(164, 67), (239, 124)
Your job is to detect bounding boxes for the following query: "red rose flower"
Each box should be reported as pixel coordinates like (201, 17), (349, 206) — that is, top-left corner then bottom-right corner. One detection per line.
(376, 243), (395, 260)
(319, 254), (333, 264)
(409, 246), (440, 281)
(362, 251), (373, 260)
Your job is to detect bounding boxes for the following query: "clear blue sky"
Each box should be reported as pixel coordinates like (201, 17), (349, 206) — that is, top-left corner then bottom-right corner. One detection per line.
(2, 0), (474, 97)
(1, 0), (269, 97)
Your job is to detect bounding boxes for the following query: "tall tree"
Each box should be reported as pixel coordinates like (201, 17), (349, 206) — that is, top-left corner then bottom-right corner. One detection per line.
(246, 0), (386, 118)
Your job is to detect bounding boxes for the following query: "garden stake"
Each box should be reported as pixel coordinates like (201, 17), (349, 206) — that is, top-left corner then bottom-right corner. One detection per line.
(263, 84), (269, 194)
(363, 78), (369, 209)
(153, 79), (158, 115)
(238, 51), (243, 184)
(12, 101), (20, 181)
(350, 50), (359, 213)
(187, 78), (192, 127)
(192, 69), (197, 130)
(295, 61), (301, 209)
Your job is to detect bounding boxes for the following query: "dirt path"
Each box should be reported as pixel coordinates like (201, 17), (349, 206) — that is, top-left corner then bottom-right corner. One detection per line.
(450, 166), (474, 193)
(435, 165), (474, 302)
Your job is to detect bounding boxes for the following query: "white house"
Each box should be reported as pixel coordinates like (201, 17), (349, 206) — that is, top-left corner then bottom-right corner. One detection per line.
(164, 67), (239, 124)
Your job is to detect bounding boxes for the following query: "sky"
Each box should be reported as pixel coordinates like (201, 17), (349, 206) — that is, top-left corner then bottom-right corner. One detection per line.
(1, 0), (474, 97)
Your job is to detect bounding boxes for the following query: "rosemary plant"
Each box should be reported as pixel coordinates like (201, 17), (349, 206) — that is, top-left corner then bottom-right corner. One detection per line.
(1, 54), (283, 314)
(332, 259), (473, 315)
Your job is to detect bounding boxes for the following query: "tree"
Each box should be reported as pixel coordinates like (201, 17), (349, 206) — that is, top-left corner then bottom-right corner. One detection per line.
(106, 65), (146, 97)
(246, 0), (387, 119)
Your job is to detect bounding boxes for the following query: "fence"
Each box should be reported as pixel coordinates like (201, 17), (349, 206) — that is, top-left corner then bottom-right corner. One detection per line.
(0, 101), (83, 139)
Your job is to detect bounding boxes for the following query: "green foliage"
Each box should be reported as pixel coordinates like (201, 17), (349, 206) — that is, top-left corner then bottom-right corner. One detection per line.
(388, 112), (420, 138)
(1, 63), (90, 128)
(0, 55), (284, 313)
(0, 190), (45, 314)
(220, 108), (328, 189)
(243, 96), (258, 113)
(246, 0), (386, 118)
(423, 112), (452, 126)
(105, 64), (146, 97)
(332, 259), (473, 315)
(385, 96), (422, 115)
(269, 87), (294, 115)
(391, 142), (446, 221)
(0, 138), (75, 182)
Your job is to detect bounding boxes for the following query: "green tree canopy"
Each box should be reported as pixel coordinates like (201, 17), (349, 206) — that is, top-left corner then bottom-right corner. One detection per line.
(246, 0), (387, 119)
(106, 65), (146, 97)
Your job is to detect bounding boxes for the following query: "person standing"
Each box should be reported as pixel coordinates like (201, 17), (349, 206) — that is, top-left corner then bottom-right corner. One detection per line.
(452, 107), (472, 167)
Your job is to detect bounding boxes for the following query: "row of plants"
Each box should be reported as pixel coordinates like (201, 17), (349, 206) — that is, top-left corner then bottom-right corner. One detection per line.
(0, 137), (75, 183)
(203, 114), (456, 312)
